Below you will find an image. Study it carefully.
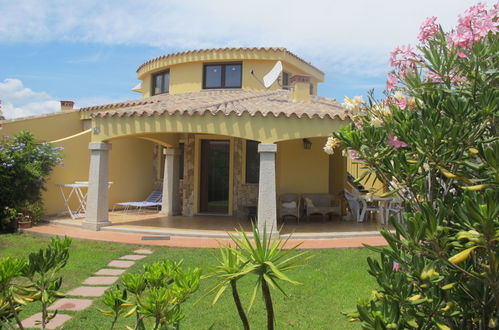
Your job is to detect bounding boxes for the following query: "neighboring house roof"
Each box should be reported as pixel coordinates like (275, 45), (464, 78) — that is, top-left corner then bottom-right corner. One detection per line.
(82, 90), (351, 120)
(136, 47), (324, 76)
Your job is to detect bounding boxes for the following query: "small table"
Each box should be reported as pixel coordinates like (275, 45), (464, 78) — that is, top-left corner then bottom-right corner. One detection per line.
(57, 182), (112, 219)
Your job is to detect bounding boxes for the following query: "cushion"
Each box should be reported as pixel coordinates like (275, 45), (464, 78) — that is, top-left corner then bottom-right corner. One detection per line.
(304, 198), (315, 208)
(281, 201), (297, 209)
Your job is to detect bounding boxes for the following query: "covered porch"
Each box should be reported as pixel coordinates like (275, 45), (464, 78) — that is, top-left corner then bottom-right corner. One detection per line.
(50, 210), (385, 238)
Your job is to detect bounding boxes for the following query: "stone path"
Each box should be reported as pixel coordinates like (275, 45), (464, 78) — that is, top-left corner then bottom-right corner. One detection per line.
(21, 249), (153, 329)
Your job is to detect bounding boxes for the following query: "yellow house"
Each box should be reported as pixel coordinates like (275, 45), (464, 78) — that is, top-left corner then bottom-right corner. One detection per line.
(0, 47), (372, 232)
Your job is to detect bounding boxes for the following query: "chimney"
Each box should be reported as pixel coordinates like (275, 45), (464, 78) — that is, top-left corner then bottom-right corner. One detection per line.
(290, 75), (311, 103)
(60, 100), (75, 111)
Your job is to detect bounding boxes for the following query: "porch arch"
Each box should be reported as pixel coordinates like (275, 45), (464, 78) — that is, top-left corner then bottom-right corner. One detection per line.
(89, 112), (347, 144)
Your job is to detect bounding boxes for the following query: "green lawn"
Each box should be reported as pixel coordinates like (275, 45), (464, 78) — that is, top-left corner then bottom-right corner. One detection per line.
(0, 233), (377, 329)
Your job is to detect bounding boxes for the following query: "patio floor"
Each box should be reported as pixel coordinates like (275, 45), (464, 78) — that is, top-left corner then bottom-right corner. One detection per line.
(48, 211), (387, 239)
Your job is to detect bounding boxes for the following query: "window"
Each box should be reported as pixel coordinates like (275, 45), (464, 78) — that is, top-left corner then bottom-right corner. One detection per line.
(245, 140), (260, 184)
(309, 83), (314, 95)
(203, 63), (242, 89)
(152, 70), (170, 95)
(282, 71), (290, 89)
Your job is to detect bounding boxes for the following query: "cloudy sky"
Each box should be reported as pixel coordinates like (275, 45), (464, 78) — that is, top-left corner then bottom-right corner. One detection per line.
(0, 0), (489, 119)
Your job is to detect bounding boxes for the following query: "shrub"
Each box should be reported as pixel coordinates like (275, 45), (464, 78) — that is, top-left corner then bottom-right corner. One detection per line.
(334, 3), (498, 328)
(0, 131), (62, 231)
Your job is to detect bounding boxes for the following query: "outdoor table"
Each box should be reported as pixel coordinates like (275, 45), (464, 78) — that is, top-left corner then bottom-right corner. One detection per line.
(57, 181), (112, 219)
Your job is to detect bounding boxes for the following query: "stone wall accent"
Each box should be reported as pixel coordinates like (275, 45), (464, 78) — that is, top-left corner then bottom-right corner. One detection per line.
(181, 134), (195, 216)
(234, 138), (259, 219)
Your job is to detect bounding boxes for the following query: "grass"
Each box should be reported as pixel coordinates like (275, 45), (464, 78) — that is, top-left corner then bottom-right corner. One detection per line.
(0, 233), (378, 329)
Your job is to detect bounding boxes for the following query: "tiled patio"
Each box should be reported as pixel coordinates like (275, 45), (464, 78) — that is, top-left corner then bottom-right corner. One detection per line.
(48, 210), (386, 237)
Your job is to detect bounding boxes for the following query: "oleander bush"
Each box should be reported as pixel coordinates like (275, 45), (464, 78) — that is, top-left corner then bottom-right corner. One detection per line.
(330, 3), (498, 328)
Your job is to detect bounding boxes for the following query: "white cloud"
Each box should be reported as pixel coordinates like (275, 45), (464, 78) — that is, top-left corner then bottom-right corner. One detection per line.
(0, 0), (489, 77)
(0, 79), (59, 119)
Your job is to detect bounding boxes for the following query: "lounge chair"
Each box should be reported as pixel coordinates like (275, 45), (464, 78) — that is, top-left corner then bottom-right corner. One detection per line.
(277, 193), (301, 223)
(113, 190), (162, 213)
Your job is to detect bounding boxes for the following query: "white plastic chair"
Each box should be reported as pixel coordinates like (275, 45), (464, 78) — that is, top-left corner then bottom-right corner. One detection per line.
(344, 189), (364, 222)
(385, 198), (403, 224)
(359, 196), (392, 224)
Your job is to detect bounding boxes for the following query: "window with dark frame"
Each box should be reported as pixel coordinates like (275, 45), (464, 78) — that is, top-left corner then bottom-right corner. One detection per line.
(203, 63), (242, 89)
(309, 83), (314, 95)
(282, 71), (290, 89)
(152, 70), (170, 95)
(245, 140), (260, 184)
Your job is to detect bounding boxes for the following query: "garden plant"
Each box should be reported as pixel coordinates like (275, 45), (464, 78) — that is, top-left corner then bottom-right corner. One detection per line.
(327, 3), (498, 328)
(0, 236), (72, 330)
(0, 131), (63, 232)
(100, 259), (201, 330)
(206, 225), (309, 330)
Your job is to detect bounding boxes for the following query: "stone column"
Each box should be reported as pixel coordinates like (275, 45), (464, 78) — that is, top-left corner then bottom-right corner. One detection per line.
(82, 142), (112, 231)
(257, 143), (277, 236)
(161, 148), (181, 216)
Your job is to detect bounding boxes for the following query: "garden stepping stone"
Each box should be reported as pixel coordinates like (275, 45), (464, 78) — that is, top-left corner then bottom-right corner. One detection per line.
(134, 249), (153, 254)
(67, 286), (109, 297)
(22, 312), (72, 329)
(95, 268), (126, 276)
(48, 298), (93, 311)
(83, 276), (119, 285)
(107, 260), (135, 268)
(120, 254), (146, 260)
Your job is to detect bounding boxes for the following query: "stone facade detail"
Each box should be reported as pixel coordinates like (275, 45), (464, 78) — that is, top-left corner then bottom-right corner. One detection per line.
(234, 138), (258, 219)
(181, 134), (195, 216)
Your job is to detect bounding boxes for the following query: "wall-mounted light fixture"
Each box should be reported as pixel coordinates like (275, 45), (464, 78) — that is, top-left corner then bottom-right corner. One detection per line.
(92, 126), (100, 134)
(302, 138), (312, 150)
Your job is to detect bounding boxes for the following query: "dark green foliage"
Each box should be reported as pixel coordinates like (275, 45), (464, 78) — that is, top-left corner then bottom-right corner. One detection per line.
(0, 131), (62, 231)
(335, 11), (498, 329)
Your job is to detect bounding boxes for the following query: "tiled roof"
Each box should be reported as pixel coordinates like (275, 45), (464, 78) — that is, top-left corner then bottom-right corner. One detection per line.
(83, 90), (351, 120)
(136, 47), (324, 75)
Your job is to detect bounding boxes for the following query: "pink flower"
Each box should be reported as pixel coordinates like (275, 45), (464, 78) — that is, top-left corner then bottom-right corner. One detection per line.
(457, 51), (468, 59)
(390, 45), (418, 76)
(447, 2), (498, 50)
(393, 262), (400, 271)
(349, 149), (360, 160)
(398, 98), (407, 110)
(387, 136), (408, 149)
(426, 70), (443, 83)
(418, 16), (439, 42)
(354, 120), (364, 129)
(386, 72), (399, 91)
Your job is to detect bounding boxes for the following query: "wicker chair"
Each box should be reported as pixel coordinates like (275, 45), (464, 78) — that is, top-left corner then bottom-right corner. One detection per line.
(277, 193), (301, 223)
(302, 193), (341, 222)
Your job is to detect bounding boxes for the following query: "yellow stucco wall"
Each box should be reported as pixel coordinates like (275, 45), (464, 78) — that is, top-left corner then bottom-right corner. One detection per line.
(92, 112), (345, 144)
(108, 138), (156, 208)
(329, 150), (347, 196)
(0, 111), (82, 142)
(139, 59), (319, 98)
(276, 137), (330, 194)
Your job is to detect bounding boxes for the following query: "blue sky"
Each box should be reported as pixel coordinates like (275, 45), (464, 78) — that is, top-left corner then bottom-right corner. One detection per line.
(0, 0), (487, 119)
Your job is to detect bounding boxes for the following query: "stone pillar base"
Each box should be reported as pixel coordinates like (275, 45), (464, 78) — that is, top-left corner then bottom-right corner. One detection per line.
(81, 220), (111, 231)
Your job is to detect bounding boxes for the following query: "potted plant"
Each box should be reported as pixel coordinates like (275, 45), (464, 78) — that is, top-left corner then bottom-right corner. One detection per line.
(17, 213), (32, 229)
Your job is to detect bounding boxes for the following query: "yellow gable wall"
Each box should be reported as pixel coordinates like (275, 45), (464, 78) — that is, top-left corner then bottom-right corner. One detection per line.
(0, 111), (82, 142)
(140, 59), (319, 98)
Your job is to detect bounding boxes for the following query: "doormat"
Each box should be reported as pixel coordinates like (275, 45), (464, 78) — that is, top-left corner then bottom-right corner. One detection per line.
(141, 236), (171, 241)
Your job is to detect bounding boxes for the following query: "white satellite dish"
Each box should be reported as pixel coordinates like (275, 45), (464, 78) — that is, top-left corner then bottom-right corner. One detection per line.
(263, 61), (283, 88)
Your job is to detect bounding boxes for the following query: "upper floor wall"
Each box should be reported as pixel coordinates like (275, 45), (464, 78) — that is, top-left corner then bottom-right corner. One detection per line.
(134, 48), (325, 98)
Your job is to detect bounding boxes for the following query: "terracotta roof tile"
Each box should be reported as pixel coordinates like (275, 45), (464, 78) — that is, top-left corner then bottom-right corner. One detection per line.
(136, 47), (324, 75)
(85, 90), (351, 121)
